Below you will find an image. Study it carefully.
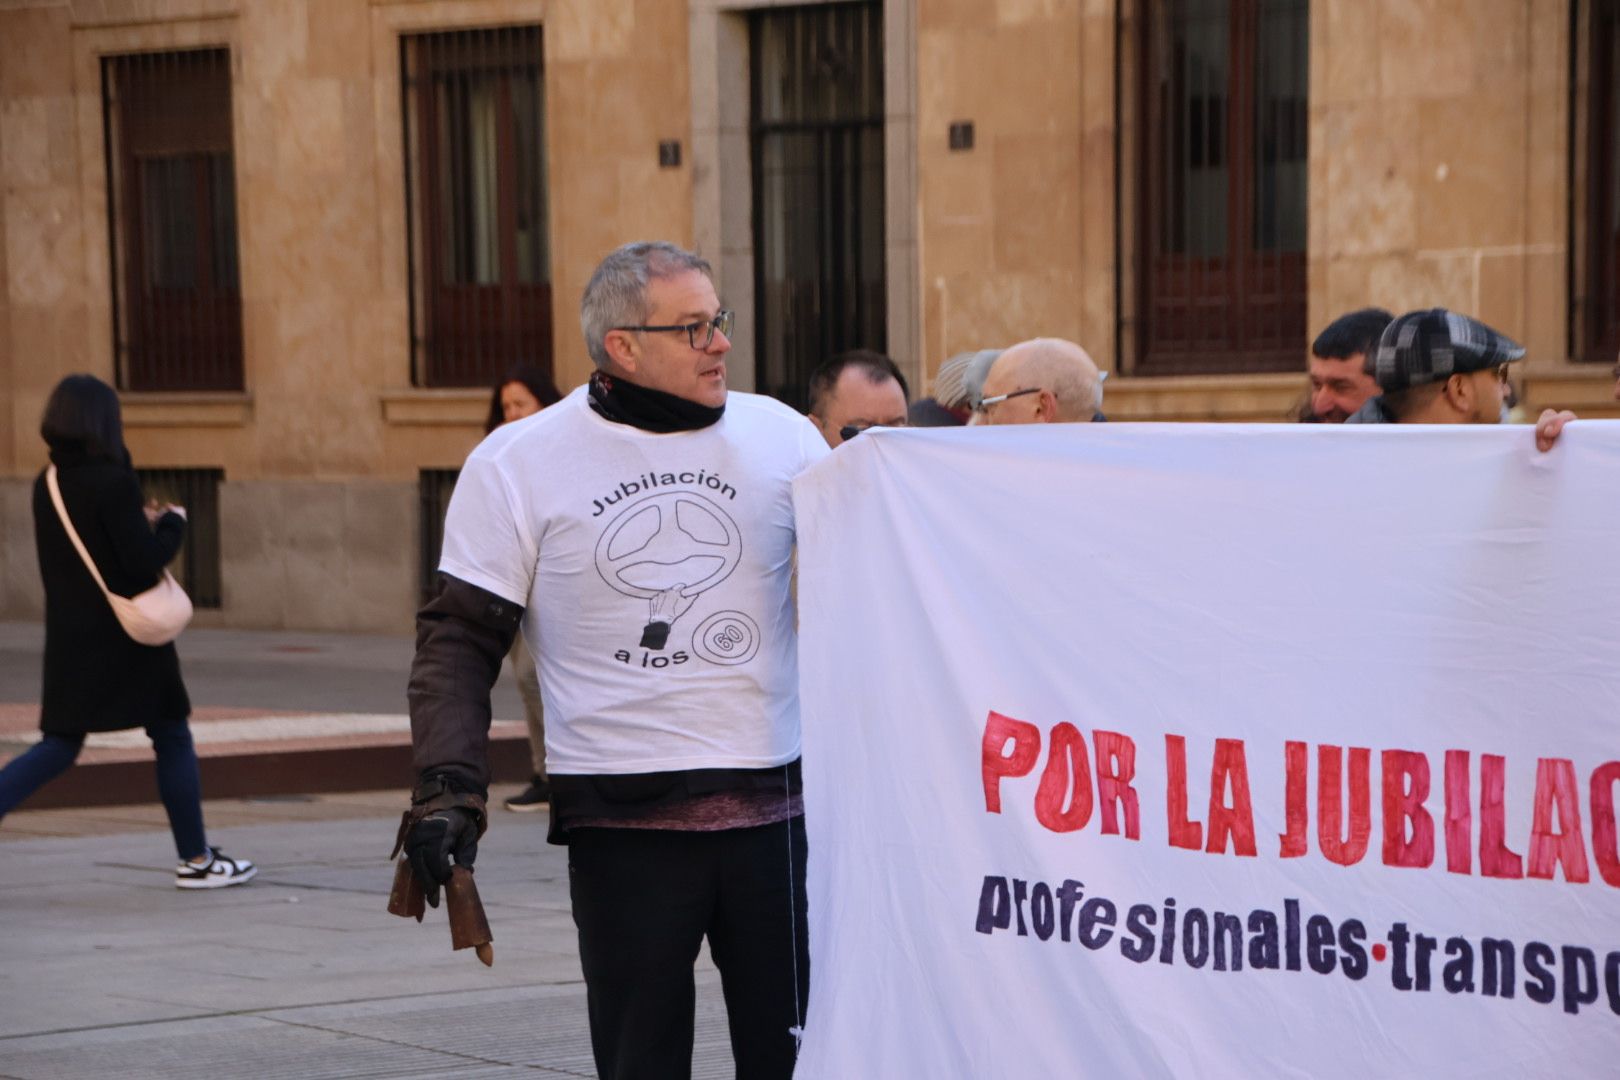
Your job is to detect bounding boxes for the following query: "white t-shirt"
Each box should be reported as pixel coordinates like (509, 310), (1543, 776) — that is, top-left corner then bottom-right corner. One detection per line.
(439, 387), (829, 775)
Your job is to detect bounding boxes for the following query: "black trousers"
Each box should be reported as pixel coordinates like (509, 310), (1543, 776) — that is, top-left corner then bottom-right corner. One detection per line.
(567, 816), (810, 1080)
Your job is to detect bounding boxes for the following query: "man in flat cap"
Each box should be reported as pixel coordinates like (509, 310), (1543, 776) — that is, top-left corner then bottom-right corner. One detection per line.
(1346, 308), (1574, 450)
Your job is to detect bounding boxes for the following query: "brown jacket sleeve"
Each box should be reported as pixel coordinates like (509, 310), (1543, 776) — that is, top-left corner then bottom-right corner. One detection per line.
(407, 572), (524, 799)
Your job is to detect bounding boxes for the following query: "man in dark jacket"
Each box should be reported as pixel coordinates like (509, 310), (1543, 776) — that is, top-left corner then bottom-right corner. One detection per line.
(400, 241), (826, 1080)
(1303, 307), (1390, 423)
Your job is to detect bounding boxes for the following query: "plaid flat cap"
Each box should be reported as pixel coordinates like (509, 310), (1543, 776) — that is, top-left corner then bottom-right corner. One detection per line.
(933, 348), (1002, 409)
(1372, 308), (1525, 392)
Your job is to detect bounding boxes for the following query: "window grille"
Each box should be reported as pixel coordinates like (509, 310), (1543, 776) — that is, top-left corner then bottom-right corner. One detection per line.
(135, 468), (224, 608)
(1579, 0), (1620, 363)
(402, 26), (552, 388)
(750, 2), (887, 409)
(419, 468), (460, 604)
(1137, 0), (1308, 374)
(102, 49), (244, 392)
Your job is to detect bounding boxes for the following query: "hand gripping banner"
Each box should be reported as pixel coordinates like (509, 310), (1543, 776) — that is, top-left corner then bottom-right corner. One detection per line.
(792, 422), (1620, 1079)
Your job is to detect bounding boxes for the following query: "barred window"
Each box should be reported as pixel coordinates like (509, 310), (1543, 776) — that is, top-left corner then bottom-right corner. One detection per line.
(402, 26), (552, 388)
(750, 2), (886, 408)
(1137, 0), (1308, 374)
(102, 49), (244, 392)
(135, 468), (224, 609)
(1578, 0), (1620, 363)
(419, 468), (459, 604)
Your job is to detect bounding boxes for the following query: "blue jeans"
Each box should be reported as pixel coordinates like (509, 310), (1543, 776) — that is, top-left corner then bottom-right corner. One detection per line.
(0, 722), (208, 860)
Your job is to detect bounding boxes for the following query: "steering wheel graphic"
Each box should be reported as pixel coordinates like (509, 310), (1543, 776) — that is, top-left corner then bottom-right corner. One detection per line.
(594, 492), (743, 648)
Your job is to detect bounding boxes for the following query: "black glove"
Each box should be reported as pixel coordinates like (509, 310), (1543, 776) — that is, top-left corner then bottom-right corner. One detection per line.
(403, 807), (480, 909)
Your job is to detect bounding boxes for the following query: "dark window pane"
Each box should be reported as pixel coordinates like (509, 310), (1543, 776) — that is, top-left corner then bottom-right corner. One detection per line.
(139, 155), (200, 289)
(751, 2), (887, 409)
(1585, 0), (1620, 361)
(1253, 0), (1307, 251)
(1138, 0), (1308, 374)
(135, 468), (224, 609)
(403, 26), (552, 387)
(419, 469), (459, 605)
(1165, 0), (1228, 257)
(103, 49), (243, 391)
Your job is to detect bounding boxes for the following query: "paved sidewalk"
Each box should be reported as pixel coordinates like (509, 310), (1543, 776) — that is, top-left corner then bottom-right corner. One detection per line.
(0, 621), (536, 807)
(0, 790), (736, 1079)
(0, 620), (528, 718)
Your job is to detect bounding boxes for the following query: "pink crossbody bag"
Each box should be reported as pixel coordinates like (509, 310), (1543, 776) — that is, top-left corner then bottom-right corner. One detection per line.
(45, 465), (193, 646)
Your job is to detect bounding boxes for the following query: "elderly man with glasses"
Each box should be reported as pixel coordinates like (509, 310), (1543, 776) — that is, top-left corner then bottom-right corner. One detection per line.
(1346, 308), (1575, 450)
(399, 241), (827, 1079)
(973, 337), (1106, 425)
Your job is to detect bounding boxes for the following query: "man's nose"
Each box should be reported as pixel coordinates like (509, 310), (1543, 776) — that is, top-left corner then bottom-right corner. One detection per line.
(709, 327), (732, 353)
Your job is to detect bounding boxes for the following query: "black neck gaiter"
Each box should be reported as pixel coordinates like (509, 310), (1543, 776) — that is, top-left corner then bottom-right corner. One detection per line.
(588, 370), (725, 433)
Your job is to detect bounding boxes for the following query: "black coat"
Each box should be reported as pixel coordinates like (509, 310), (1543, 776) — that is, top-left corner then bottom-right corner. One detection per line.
(33, 451), (191, 735)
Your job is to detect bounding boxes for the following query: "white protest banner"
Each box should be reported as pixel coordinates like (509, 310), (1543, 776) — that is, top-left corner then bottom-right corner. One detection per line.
(792, 423), (1620, 1079)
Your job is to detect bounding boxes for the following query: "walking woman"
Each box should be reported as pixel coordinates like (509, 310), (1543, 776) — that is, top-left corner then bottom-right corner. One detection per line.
(0, 375), (255, 888)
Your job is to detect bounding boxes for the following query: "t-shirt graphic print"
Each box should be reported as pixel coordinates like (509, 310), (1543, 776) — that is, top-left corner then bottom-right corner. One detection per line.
(438, 387), (828, 775)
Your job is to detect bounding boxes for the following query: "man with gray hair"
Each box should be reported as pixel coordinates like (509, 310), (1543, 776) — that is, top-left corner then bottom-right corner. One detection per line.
(399, 240), (826, 1078)
(973, 337), (1105, 425)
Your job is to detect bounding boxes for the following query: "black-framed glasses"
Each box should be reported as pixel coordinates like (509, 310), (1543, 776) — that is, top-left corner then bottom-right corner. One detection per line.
(614, 309), (735, 350)
(972, 387), (1041, 415)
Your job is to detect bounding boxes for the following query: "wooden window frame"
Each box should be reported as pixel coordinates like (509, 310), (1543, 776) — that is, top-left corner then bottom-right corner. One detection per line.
(1577, 0), (1620, 364)
(401, 25), (553, 389)
(1134, 0), (1308, 376)
(748, 2), (887, 409)
(102, 48), (244, 392)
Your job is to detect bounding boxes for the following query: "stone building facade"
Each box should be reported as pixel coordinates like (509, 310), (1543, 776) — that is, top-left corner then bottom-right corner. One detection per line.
(0, 0), (1615, 631)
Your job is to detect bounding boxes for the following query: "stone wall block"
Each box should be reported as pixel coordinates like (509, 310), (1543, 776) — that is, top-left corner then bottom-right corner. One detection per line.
(219, 481), (290, 627)
(274, 78), (346, 180)
(1377, 0), (1473, 101)
(945, 268), (1083, 355)
(0, 9), (72, 99)
(1414, 93), (1526, 252)
(1470, 0), (1531, 74)
(306, 0), (368, 79)
(991, 135), (1080, 274)
(920, 0), (998, 29)
(0, 478), (44, 619)
(1520, 249), (1567, 366)
(0, 98), (49, 188)
(1317, 102), (1418, 259)
(1317, 0), (1380, 107)
(984, 24), (1081, 136)
(343, 482), (416, 633)
(996, 0), (1080, 25)
(1475, 251), (1528, 341)
(916, 29), (987, 126)
(549, 0), (635, 63)
(4, 189), (79, 308)
(1367, 251), (1476, 314)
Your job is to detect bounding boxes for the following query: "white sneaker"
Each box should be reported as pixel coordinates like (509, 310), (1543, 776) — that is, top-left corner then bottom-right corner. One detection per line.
(175, 847), (258, 890)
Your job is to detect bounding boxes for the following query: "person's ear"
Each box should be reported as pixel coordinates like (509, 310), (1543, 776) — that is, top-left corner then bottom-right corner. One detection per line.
(604, 329), (640, 374)
(1443, 373), (1473, 413)
(1037, 388), (1059, 422)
